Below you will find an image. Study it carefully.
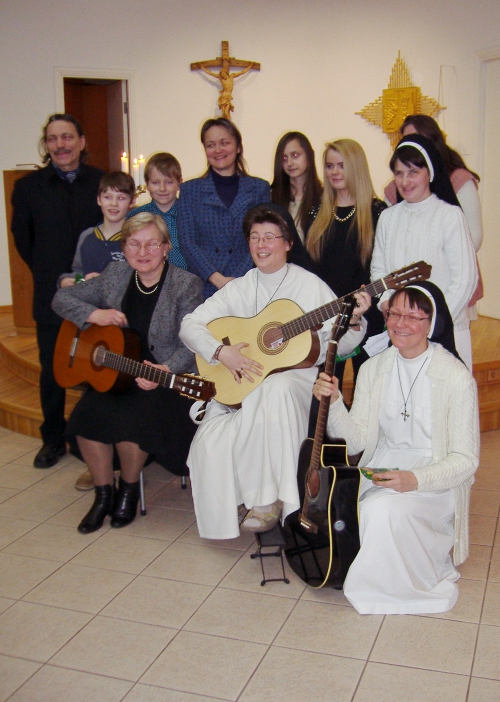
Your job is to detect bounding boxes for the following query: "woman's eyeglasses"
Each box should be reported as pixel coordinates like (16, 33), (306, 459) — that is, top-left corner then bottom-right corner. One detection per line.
(125, 240), (163, 252)
(386, 311), (430, 323)
(248, 234), (285, 244)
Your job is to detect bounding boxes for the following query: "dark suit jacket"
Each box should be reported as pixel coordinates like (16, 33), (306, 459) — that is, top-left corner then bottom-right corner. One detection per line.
(178, 172), (270, 298)
(51, 261), (203, 374)
(11, 162), (104, 323)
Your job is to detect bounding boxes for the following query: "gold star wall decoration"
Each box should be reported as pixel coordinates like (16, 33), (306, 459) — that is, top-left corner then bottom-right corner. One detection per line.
(356, 51), (445, 149)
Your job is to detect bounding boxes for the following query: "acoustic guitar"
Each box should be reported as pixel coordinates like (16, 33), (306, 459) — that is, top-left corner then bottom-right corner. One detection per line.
(196, 261), (431, 406)
(284, 298), (361, 589)
(53, 320), (215, 402)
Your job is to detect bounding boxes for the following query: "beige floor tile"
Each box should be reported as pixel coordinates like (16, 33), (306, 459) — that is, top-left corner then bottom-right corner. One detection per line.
(371, 616), (477, 674)
(0, 553), (61, 599)
(148, 479), (194, 511)
(101, 575), (212, 628)
(0, 654), (41, 702)
(0, 427), (13, 440)
(71, 531), (169, 574)
(352, 662), (468, 702)
(0, 487), (19, 503)
(123, 686), (220, 702)
(0, 601), (91, 662)
(481, 581), (500, 626)
(300, 585), (353, 606)
(420, 578), (485, 623)
(275, 599), (382, 658)
(472, 470), (499, 492)
(4, 522), (101, 561)
(23, 563), (135, 613)
(457, 544), (492, 581)
(0, 597), (15, 613)
(0, 516), (37, 549)
(469, 514), (497, 546)
(25, 467), (89, 496)
(141, 630), (266, 700)
(0, 490), (78, 522)
(472, 624), (500, 679)
(143, 462), (178, 483)
(0, 433), (39, 447)
(240, 645), (364, 702)
(184, 587), (295, 644)
(51, 615), (176, 681)
(143, 478), (170, 500)
(467, 676), (500, 702)
(470, 489), (500, 516)
(143, 542), (243, 586)
(219, 546), (306, 598)
(12, 448), (75, 469)
(122, 506), (195, 541)
(45, 491), (103, 528)
(0, 463), (47, 490)
(489, 547), (500, 581)
(177, 521), (255, 550)
(7, 665), (133, 702)
(0, 441), (37, 463)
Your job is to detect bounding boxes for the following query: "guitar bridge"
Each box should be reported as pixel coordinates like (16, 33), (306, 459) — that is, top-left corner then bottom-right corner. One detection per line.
(299, 513), (318, 534)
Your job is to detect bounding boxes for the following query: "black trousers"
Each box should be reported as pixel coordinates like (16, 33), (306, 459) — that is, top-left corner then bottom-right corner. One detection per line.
(36, 322), (66, 445)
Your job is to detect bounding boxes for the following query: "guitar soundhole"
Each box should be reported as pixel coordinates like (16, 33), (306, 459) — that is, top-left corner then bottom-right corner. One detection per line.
(259, 323), (288, 355)
(91, 344), (108, 371)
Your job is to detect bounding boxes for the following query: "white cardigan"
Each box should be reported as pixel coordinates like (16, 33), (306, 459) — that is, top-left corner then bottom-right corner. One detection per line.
(327, 344), (480, 565)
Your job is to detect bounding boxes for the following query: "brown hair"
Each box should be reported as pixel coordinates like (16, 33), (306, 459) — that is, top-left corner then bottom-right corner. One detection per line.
(271, 132), (323, 235)
(200, 117), (248, 176)
(400, 114), (480, 182)
(98, 171), (135, 200)
(121, 212), (170, 245)
(144, 152), (182, 183)
(39, 113), (88, 164)
(389, 287), (433, 318)
(243, 205), (293, 245)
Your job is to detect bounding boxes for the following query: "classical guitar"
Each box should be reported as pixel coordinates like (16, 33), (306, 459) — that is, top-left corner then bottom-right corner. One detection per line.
(53, 320), (215, 401)
(284, 298), (361, 589)
(196, 261), (431, 406)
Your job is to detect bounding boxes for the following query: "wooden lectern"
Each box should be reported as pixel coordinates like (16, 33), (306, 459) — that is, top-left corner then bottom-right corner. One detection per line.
(3, 170), (35, 328)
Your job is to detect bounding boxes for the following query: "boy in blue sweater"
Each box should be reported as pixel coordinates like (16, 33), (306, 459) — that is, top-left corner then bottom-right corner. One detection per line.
(128, 152), (186, 269)
(59, 171), (135, 287)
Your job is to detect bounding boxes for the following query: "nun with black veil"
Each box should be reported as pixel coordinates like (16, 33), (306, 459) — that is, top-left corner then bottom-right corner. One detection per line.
(313, 281), (479, 615)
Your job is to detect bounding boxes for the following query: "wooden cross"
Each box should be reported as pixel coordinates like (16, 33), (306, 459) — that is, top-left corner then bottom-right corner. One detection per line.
(191, 41), (260, 119)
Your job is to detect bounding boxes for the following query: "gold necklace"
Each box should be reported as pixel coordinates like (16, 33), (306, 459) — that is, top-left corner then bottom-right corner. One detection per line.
(332, 205), (356, 222)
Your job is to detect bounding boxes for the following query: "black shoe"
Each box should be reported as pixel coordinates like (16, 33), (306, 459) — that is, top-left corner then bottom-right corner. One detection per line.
(78, 484), (114, 534)
(110, 477), (140, 529)
(33, 442), (66, 469)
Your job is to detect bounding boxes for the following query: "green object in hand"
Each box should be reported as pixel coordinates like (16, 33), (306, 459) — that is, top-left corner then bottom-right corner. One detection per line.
(360, 467), (399, 481)
(74, 274), (85, 284)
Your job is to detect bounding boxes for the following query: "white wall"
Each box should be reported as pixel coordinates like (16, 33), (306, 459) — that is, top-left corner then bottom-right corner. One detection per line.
(1, 0), (499, 310)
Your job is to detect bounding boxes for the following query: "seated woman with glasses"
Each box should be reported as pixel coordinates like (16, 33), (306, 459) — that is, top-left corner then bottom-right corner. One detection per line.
(52, 212), (203, 533)
(180, 204), (371, 540)
(313, 281), (479, 614)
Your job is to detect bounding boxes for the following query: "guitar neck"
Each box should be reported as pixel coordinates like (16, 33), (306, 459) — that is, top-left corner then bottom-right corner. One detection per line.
(282, 279), (384, 340)
(103, 351), (177, 389)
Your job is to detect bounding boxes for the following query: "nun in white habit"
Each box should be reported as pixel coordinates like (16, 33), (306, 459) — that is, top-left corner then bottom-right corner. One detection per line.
(313, 281), (479, 614)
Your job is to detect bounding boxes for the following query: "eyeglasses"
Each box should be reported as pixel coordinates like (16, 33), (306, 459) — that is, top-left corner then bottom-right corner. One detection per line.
(125, 240), (163, 252)
(386, 311), (430, 324)
(248, 234), (285, 244)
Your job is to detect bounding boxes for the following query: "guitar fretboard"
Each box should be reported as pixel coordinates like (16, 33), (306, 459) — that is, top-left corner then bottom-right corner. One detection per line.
(282, 279), (385, 340)
(103, 350), (177, 388)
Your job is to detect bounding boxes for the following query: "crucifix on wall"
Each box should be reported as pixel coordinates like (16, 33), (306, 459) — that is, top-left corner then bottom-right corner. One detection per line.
(191, 41), (260, 119)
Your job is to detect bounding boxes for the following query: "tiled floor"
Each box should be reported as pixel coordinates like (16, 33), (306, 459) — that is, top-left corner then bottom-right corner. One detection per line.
(0, 426), (499, 702)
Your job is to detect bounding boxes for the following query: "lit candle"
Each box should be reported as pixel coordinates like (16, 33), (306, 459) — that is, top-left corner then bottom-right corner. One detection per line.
(132, 158), (140, 188)
(120, 152), (129, 173)
(138, 155), (145, 186)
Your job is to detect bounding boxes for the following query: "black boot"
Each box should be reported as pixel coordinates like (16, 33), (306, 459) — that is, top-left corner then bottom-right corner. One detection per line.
(78, 484), (114, 534)
(110, 477), (140, 528)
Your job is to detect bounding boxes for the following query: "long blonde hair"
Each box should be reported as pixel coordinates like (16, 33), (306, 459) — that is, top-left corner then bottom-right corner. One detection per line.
(307, 139), (376, 267)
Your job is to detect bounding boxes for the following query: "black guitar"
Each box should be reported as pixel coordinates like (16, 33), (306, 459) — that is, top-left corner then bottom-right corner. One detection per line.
(284, 298), (361, 589)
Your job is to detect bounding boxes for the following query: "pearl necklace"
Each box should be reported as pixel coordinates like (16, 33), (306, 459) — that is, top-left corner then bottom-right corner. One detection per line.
(396, 354), (429, 422)
(135, 270), (160, 295)
(332, 205), (356, 222)
(255, 265), (289, 315)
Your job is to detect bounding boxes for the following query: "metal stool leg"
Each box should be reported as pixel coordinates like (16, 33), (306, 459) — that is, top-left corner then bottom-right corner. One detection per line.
(139, 470), (146, 516)
(181, 475), (187, 489)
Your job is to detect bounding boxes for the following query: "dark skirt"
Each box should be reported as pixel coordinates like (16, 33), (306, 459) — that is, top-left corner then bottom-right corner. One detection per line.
(66, 383), (196, 476)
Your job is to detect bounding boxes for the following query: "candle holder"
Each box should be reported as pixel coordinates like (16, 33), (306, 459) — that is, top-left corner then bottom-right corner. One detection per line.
(135, 184), (147, 196)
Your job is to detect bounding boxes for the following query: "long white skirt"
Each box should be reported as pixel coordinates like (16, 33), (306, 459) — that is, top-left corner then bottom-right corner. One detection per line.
(187, 367), (317, 539)
(344, 486), (458, 614)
